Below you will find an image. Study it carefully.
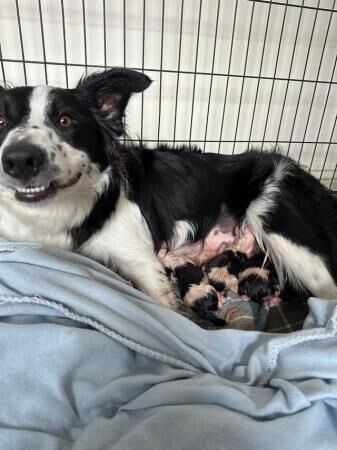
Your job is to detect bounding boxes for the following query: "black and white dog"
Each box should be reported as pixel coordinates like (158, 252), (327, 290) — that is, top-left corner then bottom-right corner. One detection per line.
(0, 68), (336, 312)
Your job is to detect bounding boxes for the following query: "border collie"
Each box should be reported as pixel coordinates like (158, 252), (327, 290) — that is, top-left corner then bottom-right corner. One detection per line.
(0, 68), (336, 313)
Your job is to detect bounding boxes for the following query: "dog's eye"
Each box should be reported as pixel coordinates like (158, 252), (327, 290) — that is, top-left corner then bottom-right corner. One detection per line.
(57, 115), (76, 128)
(0, 116), (7, 129)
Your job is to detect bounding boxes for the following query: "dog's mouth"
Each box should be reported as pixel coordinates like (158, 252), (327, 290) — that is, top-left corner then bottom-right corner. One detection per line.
(14, 173), (82, 203)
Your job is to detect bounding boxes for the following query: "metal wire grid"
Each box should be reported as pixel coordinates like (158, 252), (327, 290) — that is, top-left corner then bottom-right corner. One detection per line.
(0, 0), (336, 188)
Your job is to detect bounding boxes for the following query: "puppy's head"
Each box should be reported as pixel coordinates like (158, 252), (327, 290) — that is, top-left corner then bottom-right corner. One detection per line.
(0, 68), (151, 205)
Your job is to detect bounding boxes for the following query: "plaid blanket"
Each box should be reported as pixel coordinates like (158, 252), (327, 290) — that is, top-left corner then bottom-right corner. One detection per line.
(178, 291), (310, 333)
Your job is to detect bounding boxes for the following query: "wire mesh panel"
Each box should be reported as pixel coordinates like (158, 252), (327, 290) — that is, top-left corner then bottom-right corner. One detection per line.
(0, 0), (336, 188)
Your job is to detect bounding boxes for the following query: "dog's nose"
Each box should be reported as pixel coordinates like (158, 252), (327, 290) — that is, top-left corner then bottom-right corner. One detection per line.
(2, 144), (46, 179)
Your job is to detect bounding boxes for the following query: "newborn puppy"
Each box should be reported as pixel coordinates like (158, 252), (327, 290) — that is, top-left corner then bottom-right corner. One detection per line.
(161, 227), (281, 322)
(238, 253), (280, 304)
(162, 254), (224, 324)
(204, 250), (247, 293)
(173, 263), (225, 324)
(204, 249), (280, 304)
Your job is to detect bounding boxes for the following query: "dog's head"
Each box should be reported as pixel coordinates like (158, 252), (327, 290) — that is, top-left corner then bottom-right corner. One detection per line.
(0, 68), (151, 205)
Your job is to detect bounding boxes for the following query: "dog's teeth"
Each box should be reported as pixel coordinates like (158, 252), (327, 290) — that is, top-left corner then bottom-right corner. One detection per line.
(17, 185), (48, 193)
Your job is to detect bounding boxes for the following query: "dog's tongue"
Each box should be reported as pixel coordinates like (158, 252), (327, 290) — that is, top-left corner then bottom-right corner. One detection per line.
(15, 183), (56, 202)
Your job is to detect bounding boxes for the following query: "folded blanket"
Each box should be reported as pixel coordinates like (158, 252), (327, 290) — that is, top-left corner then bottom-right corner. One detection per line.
(0, 243), (336, 450)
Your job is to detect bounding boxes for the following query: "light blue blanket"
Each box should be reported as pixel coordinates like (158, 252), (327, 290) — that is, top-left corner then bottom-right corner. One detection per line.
(0, 243), (336, 450)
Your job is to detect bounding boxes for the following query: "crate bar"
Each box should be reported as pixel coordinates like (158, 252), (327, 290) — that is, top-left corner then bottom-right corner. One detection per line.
(188, 0), (203, 147)
(122, 0), (126, 142)
(172, 0), (184, 147)
(1, 57), (337, 85)
(275, 0), (304, 145)
(124, 139), (336, 144)
(217, 0), (239, 153)
(249, 0), (337, 13)
(310, 62), (337, 174)
(103, 0), (107, 69)
(286, 0), (321, 156)
(140, 0), (146, 143)
(329, 154), (337, 189)
(247, 1), (272, 147)
(60, 0), (69, 88)
(157, 0), (165, 144)
(320, 110), (337, 182)
(82, 0), (87, 73)
(14, 0), (27, 85)
(232, 0), (256, 154)
(202, 0), (221, 152)
(38, 0), (48, 84)
(0, 44), (6, 86)
(298, 0), (336, 164)
(123, 0), (126, 67)
(261, 0), (289, 151)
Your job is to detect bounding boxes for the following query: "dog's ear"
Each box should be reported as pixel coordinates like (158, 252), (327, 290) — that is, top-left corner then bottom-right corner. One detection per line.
(77, 68), (151, 120)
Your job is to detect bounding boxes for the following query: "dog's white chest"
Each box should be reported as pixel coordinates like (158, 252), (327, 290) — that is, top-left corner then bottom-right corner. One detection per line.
(80, 196), (153, 269)
(0, 200), (74, 249)
(0, 210), (72, 249)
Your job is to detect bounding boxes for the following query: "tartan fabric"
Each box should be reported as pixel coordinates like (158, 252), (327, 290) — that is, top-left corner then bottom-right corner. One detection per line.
(178, 291), (310, 333)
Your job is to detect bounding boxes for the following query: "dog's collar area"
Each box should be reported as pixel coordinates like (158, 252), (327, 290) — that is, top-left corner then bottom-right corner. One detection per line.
(14, 172), (82, 203)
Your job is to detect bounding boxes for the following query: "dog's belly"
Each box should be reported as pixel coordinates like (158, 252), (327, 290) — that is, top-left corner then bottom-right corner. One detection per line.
(159, 221), (257, 267)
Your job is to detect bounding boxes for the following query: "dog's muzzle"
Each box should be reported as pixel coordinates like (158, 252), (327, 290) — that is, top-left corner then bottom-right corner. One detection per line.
(1, 142), (81, 203)
(2, 142), (46, 180)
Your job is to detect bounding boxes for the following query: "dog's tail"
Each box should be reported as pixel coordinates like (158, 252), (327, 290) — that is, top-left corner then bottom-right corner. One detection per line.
(244, 159), (337, 298)
(243, 159), (292, 289)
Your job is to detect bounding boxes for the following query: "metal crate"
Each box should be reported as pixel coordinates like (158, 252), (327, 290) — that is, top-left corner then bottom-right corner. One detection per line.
(0, 0), (336, 188)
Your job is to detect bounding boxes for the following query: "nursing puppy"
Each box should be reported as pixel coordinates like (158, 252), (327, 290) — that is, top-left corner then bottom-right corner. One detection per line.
(0, 68), (336, 318)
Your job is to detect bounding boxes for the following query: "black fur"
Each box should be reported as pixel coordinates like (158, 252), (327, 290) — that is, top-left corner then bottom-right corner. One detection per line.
(173, 263), (205, 299)
(237, 254), (279, 303)
(124, 146), (283, 252)
(191, 294), (224, 326)
(165, 262), (224, 324)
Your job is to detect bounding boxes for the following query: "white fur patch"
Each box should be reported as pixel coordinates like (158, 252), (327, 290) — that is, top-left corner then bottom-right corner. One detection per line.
(28, 86), (51, 126)
(244, 160), (291, 285)
(266, 233), (337, 299)
(169, 221), (196, 249)
(81, 194), (177, 308)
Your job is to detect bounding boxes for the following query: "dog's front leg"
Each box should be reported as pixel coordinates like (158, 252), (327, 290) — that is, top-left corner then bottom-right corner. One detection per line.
(80, 199), (178, 308)
(82, 239), (177, 308)
(120, 255), (178, 308)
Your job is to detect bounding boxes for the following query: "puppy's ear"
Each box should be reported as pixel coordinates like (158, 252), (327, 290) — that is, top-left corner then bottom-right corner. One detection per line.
(77, 68), (151, 121)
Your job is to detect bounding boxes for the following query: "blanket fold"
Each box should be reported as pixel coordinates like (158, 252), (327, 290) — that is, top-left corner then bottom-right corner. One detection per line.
(0, 243), (336, 450)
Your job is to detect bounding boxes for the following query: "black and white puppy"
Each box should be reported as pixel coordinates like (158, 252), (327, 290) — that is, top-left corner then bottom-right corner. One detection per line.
(0, 68), (336, 311)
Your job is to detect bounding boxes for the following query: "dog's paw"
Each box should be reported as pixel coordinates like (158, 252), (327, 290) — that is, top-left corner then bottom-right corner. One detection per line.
(156, 286), (179, 308)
